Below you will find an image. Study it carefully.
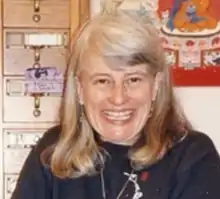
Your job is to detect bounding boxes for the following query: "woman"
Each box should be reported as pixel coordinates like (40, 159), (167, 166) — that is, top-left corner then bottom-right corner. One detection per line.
(12, 10), (220, 199)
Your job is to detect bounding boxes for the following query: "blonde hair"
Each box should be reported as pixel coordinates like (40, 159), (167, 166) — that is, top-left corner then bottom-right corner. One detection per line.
(41, 9), (192, 178)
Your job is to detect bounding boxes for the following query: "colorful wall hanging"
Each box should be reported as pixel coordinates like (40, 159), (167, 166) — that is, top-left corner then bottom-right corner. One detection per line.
(102, 0), (220, 86)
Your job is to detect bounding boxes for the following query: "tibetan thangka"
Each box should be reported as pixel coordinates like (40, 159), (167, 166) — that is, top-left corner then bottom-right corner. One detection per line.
(102, 0), (220, 86)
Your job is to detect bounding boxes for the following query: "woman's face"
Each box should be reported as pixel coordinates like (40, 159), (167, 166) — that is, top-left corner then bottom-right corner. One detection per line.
(77, 55), (157, 145)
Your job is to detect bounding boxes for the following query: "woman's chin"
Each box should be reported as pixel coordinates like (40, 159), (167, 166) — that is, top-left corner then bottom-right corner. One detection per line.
(98, 117), (138, 144)
(100, 131), (138, 145)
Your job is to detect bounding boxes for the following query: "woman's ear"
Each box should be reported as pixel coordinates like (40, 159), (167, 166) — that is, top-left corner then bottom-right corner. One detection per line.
(152, 72), (163, 101)
(75, 76), (84, 105)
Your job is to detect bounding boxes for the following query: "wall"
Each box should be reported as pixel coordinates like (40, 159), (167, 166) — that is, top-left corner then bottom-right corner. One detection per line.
(90, 0), (220, 152)
(176, 88), (220, 151)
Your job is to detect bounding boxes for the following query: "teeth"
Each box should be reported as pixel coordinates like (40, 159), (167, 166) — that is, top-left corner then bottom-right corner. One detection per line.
(104, 111), (132, 117)
(103, 111), (132, 121)
(106, 115), (131, 121)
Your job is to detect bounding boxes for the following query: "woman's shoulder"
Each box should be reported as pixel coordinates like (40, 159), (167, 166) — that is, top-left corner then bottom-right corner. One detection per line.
(171, 130), (220, 172)
(178, 131), (217, 154)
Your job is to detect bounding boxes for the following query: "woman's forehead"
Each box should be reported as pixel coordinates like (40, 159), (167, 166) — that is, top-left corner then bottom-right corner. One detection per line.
(79, 53), (149, 75)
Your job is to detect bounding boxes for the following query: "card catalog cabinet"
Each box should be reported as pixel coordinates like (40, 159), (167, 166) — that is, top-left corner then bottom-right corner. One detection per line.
(0, 0), (90, 199)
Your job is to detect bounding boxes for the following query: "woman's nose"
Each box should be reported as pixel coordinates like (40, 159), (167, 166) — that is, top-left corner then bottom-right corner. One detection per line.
(108, 84), (128, 106)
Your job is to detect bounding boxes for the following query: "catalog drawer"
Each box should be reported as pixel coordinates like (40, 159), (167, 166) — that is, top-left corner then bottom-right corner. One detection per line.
(4, 0), (70, 28)
(3, 29), (68, 75)
(3, 129), (45, 173)
(3, 77), (62, 123)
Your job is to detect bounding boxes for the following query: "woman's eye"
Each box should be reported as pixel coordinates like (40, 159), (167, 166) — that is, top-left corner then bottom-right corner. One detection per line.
(94, 79), (110, 85)
(128, 77), (142, 84)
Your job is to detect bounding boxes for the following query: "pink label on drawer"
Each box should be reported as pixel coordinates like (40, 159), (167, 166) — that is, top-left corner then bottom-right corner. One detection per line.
(25, 67), (64, 93)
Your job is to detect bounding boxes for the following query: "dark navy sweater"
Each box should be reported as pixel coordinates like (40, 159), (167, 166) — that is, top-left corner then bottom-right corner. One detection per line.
(11, 126), (220, 199)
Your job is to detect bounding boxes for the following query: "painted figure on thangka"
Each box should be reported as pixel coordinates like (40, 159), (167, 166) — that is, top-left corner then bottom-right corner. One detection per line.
(158, 0), (220, 70)
(101, 0), (220, 85)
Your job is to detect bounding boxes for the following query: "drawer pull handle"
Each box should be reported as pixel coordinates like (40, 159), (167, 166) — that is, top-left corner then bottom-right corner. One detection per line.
(33, 0), (41, 22)
(33, 95), (41, 117)
(34, 0), (40, 12)
(34, 47), (41, 64)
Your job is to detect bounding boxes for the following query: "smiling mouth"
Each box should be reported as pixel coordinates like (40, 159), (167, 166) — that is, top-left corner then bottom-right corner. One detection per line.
(103, 110), (134, 122)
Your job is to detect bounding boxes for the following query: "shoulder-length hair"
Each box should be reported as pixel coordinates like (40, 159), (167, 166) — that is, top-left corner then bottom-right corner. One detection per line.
(41, 10), (193, 178)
